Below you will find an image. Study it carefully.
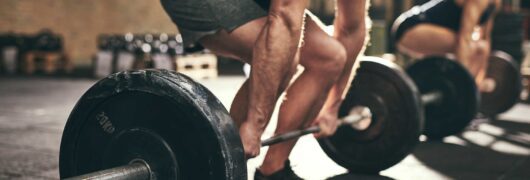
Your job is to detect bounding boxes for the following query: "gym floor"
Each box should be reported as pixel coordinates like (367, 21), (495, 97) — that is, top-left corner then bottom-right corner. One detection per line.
(0, 76), (528, 180)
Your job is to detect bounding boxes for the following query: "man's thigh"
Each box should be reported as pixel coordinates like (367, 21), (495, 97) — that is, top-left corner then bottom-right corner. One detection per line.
(200, 13), (344, 66)
(161, 0), (267, 51)
(398, 24), (457, 56)
(199, 17), (267, 63)
(299, 16), (346, 68)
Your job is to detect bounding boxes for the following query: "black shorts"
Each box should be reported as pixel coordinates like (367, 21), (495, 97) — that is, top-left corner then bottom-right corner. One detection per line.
(160, 0), (269, 48)
(391, 8), (425, 43)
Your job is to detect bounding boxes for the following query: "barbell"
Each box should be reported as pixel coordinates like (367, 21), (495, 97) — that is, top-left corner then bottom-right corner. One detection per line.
(60, 57), (424, 179)
(63, 112), (371, 180)
(60, 55), (484, 179)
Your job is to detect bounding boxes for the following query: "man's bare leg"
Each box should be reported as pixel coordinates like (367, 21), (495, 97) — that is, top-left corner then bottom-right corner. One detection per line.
(200, 18), (266, 127)
(397, 24), (457, 57)
(397, 25), (490, 85)
(241, 0), (307, 158)
(259, 17), (348, 175)
(200, 16), (299, 128)
(230, 61), (300, 127)
(200, 0), (308, 158)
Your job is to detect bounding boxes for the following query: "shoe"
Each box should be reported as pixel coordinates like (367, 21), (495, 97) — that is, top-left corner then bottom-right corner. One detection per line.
(254, 160), (303, 180)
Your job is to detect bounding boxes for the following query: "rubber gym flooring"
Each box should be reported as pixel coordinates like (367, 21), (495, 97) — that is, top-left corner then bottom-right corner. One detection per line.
(0, 76), (528, 180)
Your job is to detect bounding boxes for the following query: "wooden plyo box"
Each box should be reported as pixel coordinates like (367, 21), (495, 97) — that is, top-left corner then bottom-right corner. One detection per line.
(175, 54), (218, 79)
(23, 51), (72, 75)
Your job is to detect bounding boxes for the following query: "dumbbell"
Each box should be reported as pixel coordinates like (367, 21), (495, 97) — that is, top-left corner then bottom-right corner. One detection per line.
(123, 33), (136, 52)
(108, 35), (127, 52)
(97, 35), (111, 51)
(133, 34), (155, 54)
(59, 57), (423, 179)
(151, 34), (171, 54)
(167, 39), (183, 56)
(407, 56), (480, 139)
(479, 50), (523, 117)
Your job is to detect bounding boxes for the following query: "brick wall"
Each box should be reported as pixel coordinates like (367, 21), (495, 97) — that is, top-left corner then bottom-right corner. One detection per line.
(0, 0), (177, 66)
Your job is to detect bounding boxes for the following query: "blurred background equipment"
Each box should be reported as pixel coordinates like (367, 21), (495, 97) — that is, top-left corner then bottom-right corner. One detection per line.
(0, 32), (19, 74)
(23, 29), (71, 75)
(0, 30), (71, 75)
(0, 0), (528, 80)
(91, 33), (216, 79)
(492, 12), (525, 65)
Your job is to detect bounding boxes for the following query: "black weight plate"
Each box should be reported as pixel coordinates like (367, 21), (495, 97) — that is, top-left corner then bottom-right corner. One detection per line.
(480, 51), (523, 116)
(60, 70), (246, 180)
(319, 57), (423, 173)
(491, 47), (525, 64)
(492, 34), (524, 43)
(407, 57), (479, 139)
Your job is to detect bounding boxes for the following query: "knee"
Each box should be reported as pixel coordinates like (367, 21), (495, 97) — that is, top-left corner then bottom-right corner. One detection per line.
(321, 43), (348, 75)
(304, 40), (347, 77)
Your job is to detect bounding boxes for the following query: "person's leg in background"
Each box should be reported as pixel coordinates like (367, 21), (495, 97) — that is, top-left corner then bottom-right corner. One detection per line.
(396, 24), (458, 58)
(396, 24), (491, 88)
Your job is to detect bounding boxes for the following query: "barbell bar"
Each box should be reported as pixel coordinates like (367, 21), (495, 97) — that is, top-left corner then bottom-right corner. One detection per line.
(64, 162), (150, 180)
(261, 111), (370, 146)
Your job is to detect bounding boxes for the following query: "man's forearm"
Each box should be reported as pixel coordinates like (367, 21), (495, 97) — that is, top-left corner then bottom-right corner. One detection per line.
(323, 27), (367, 112)
(246, 6), (306, 129)
(320, 0), (369, 112)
